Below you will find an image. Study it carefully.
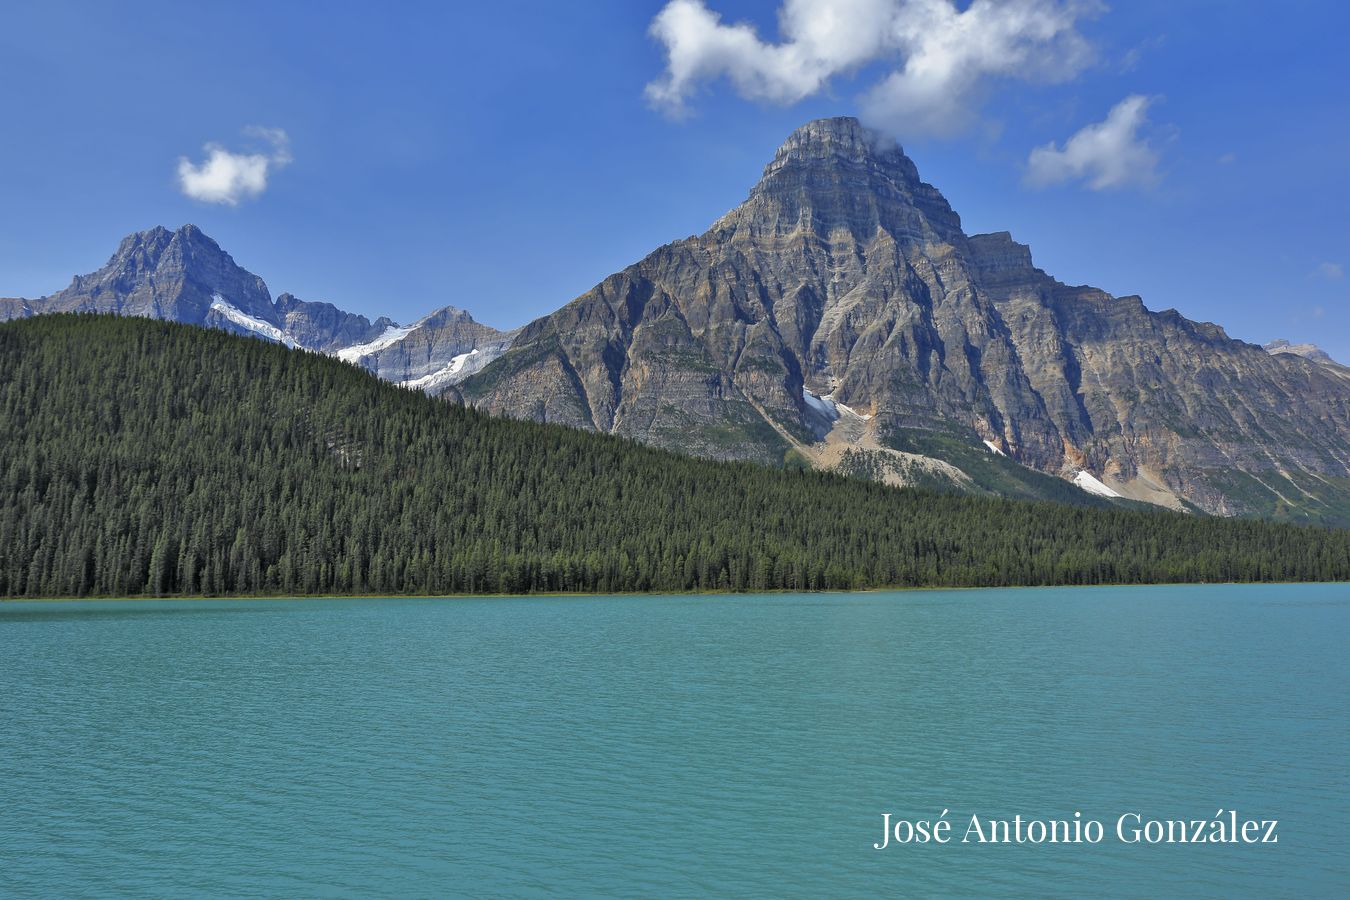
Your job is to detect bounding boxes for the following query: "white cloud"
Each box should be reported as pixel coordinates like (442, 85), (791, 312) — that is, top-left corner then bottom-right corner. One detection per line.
(177, 127), (292, 205)
(1316, 262), (1344, 281)
(644, 0), (1103, 137)
(1025, 95), (1159, 190)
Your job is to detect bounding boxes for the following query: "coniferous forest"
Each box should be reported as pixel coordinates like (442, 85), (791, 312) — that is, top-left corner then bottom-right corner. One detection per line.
(1, 314), (1347, 598)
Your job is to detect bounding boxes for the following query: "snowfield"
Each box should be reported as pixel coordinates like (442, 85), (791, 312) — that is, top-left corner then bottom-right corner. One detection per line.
(209, 294), (294, 348)
(400, 343), (513, 392)
(401, 349), (480, 391)
(1073, 470), (1123, 498)
(335, 323), (418, 362)
(802, 388), (840, 422)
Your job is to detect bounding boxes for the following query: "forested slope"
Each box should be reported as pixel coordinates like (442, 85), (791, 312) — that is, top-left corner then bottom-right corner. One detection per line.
(2, 315), (1346, 598)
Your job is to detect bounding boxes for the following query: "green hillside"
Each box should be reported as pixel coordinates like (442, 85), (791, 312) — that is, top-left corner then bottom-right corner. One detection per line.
(2, 314), (1346, 598)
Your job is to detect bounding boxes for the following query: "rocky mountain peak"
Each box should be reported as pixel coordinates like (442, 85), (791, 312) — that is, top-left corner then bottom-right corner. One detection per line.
(109, 224), (224, 267)
(462, 116), (1350, 525)
(755, 116), (924, 192)
(42, 224), (275, 325)
(114, 224), (171, 254)
(718, 115), (960, 243)
(764, 117), (909, 172)
(418, 304), (478, 327)
(3, 225), (516, 386)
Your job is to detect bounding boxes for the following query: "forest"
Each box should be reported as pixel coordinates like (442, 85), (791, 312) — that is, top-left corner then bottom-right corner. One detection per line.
(1, 314), (1347, 598)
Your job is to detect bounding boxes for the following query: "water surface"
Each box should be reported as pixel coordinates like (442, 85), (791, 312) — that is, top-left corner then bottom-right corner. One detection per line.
(1, 584), (1346, 896)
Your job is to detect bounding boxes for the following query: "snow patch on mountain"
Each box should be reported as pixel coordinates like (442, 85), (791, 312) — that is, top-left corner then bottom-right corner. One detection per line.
(336, 323), (419, 362)
(832, 397), (872, 421)
(402, 350), (478, 391)
(1073, 470), (1122, 498)
(803, 388), (839, 422)
(983, 439), (1006, 456)
(400, 344), (511, 393)
(209, 294), (294, 347)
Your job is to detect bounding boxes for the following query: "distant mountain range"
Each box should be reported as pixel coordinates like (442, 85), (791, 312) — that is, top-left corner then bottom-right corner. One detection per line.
(0, 225), (516, 390)
(3, 117), (1347, 524)
(1265, 339), (1348, 375)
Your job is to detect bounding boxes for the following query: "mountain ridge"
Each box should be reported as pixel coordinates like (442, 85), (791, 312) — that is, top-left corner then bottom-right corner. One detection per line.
(458, 117), (1350, 524)
(5, 313), (1346, 598)
(3, 117), (1347, 524)
(0, 224), (515, 388)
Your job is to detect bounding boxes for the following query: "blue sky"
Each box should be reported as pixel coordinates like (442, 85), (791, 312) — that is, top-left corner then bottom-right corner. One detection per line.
(2, 1), (1347, 360)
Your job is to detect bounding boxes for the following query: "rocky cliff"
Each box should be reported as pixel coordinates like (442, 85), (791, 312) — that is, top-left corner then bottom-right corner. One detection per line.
(460, 117), (1350, 524)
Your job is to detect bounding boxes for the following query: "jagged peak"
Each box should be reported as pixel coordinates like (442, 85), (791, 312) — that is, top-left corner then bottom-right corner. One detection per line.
(56, 223), (272, 317)
(710, 116), (963, 242)
(167, 224), (225, 252)
(418, 304), (479, 327)
(114, 225), (170, 256)
(762, 116), (916, 179)
(119, 223), (207, 243)
(111, 224), (229, 263)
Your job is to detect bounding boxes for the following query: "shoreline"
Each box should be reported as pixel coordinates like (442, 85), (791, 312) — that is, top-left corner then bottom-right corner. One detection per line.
(2, 579), (1345, 604)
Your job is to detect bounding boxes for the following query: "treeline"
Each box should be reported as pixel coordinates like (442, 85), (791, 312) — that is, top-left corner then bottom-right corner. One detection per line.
(1, 314), (1347, 598)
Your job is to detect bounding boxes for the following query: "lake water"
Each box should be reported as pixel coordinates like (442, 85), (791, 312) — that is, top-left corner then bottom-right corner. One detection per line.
(1, 584), (1346, 897)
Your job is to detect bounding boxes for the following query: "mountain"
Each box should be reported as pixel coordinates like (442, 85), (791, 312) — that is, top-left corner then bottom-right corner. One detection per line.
(5, 314), (1346, 597)
(459, 117), (1350, 525)
(0, 225), (279, 328)
(4, 121), (1347, 525)
(0, 224), (513, 387)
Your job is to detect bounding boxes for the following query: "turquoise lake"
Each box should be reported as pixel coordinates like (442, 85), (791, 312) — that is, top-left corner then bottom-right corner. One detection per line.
(1, 584), (1346, 897)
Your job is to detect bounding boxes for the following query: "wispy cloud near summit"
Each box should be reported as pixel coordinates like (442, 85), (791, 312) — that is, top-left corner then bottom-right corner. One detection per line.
(177, 127), (292, 206)
(645, 0), (1103, 138)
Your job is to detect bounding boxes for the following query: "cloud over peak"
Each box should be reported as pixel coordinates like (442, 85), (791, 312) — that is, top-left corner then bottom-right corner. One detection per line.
(645, 0), (1103, 138)
(1025, 95), (1160, 190)
(177, 127), (292, 206)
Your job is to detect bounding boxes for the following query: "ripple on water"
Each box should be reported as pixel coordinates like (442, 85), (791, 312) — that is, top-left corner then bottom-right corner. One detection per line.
(1, 584), (1347, 897)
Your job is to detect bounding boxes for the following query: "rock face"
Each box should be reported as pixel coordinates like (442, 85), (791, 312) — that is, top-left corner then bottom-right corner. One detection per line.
(0, 298), (34, 321)
(275, 292), (394, 353)
(4, 225), (513, 389)
(461, 117), (1350, 523)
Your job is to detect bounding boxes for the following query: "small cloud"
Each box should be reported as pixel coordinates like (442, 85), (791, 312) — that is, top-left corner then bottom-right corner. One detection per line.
(242, 126), (292, 166)
(177, 127), (291, 205)
(1025, 95), (1160, 190)
(1217, 152), (1236, 165)
(1315, 262), (1344, 281)
(1120, 34), (1166, 73)
(644, 0), (1104, 139)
